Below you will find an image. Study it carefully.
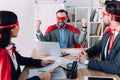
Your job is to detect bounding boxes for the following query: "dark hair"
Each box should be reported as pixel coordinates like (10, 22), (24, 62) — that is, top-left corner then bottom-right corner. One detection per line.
(105, 0), (120, 22)
(0, 11), (18, 48)
(56, 9), (68, 17)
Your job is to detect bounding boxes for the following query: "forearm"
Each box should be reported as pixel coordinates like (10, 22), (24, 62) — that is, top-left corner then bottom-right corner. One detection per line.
(88, 59), (120, 74)
(36, 31), (46, 41)
(16, 53), (43, 67)
(78, 30), (87, 44)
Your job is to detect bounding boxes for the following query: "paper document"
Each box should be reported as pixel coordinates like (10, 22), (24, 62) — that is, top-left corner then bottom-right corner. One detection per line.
(29, 56), (87, 78)
(38, 57), (61, 71)
(52, 68), (66, 80)
(41, 56), (87, 69)
(29, 68), (66, 79)
(35, 41), (61, 56)
(28, 57), (61, 78)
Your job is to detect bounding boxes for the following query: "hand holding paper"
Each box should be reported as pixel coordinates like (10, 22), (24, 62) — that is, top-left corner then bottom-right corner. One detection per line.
(41, 60), (55, 67)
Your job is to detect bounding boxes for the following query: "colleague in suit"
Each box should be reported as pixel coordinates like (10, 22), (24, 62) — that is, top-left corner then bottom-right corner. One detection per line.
(77, 0), (120, 75)
(0, 11), (55, 80)
(35, 9), (87, 48)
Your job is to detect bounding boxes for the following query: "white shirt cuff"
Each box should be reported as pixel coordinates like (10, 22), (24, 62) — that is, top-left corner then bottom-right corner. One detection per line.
(84, 60), (89, 65)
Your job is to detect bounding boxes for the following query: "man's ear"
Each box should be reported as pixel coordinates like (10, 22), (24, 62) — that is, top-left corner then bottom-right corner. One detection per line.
(109, 14), (114, 20)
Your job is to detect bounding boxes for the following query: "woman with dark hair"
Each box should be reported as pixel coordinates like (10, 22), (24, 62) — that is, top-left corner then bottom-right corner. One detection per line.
(0, 11), (55, 80)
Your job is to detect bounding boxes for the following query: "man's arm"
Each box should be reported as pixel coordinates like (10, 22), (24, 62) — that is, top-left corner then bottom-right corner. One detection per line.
(88, 55), (120, 74)
(74, 19), (87, 44)
(36, 31), (47, 41)
(35, 20), (49, 41)
(77, 29), (87, 44)
(86, 38), (120, 74)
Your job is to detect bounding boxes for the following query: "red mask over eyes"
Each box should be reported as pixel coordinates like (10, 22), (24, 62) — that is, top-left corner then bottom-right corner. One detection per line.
(57, 16), (67, 22)
(102, 11), (120, 18)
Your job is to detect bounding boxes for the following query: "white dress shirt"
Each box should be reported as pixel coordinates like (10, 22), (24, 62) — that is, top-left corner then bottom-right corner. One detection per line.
(6, 43), (18, 70)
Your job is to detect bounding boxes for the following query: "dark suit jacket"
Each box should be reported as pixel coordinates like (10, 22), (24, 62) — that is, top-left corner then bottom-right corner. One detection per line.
(86, 32), (120, 75)
(11, 52), (42, 80)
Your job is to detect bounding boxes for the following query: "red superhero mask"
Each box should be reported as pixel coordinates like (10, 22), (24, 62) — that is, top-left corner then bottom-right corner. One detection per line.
(0, 21), (19, 39)
(0, 21), (19, 29)
(57, 16), (67, 22)
(102, 11), (120, 18)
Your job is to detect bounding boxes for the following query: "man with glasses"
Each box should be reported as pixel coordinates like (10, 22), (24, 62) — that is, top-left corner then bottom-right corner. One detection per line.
(35, 9), (87, 48)
(77, 0), (120, 75)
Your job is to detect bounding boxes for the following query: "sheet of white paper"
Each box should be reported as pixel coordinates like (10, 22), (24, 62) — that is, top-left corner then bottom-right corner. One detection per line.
(41, 56), (87, 69)
(52, 68), (66, 80)
(35, 41), (61, 56)
(39, 57), (61, 71)
(29, 56), (87, 78)
(29, 68), (66, 79)
(40, 56), (72, 68)
(78, 63), (87, 69)
(60, 57), (87, 69)
(29, 69), (41, 78)
(59, 57), (73, 68)
(28, 58), (61, 78)
(62, 49), (82, 56)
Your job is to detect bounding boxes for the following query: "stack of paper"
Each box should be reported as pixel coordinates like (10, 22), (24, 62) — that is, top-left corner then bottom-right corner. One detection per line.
(28, 56), (87, 79)
(29, 68), (66, 80)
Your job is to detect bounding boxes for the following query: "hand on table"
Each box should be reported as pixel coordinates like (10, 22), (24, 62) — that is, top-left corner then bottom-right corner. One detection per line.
(77, 50), (89, 64)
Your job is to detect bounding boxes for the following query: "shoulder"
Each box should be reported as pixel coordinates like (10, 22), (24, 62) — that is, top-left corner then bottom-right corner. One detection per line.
(45, 24), (57, 33)
(66, 24), (80, 34)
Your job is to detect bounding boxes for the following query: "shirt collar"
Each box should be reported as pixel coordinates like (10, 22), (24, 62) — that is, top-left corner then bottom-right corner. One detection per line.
(6, 42), (14, 50)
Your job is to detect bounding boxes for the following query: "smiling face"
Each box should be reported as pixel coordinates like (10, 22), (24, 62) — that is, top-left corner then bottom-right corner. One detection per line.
(56, 12), (68, 27)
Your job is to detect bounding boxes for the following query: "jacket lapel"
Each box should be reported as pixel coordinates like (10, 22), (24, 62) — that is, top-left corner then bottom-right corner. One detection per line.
(66, 29), (70, 47)
(112, 33), (120, 49)
(107, 33), (120, 59)
(55, 28), (60, 42)
(101, 33), (110, 60)
(102, 33), (110, 52)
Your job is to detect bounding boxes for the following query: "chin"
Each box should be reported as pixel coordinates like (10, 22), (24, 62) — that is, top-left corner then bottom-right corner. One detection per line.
(58, 23), (65, 27)
(12, 36), (17, 38)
